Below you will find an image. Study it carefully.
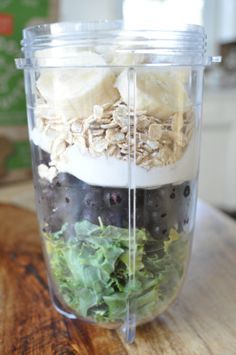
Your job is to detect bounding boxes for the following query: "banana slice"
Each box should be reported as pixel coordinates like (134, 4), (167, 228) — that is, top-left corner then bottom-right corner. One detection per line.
(115, 69), (191, 119)
(109, 51), (145, 66)
(36, 51), (119, 119)
(35, 46), (83, 59)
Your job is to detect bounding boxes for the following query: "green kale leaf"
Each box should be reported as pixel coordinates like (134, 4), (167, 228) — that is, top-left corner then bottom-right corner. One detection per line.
(44, 221), (188, 323)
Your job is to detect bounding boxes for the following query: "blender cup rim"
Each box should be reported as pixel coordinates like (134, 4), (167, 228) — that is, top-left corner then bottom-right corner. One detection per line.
(21, 21), (206, 49)
(16, 21), (221, 68)
(23, 20), (205, 37)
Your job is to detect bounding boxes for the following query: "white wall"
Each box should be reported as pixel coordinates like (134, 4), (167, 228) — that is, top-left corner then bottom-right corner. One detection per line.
(123, 0), (203, 28)
(203, 0), (236, 55)
(218, 0), (236, 42)
(60, 0), (123, 21)
(199, 89), (236, 210)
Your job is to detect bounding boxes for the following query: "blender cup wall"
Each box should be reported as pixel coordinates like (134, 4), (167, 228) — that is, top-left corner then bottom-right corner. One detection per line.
(16, 22), (218, 343)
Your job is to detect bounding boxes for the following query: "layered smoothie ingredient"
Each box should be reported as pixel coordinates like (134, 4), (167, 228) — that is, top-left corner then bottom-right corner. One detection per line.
(115, 69), (191, 117)
(36, 51), (120, 118)
(31, 49), (197, 325)
(44, 221), (188, 323)
(34, 100), (194, 171)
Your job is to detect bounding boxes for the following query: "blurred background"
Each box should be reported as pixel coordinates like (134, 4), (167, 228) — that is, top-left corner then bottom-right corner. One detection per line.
(0, 0), (235, 215)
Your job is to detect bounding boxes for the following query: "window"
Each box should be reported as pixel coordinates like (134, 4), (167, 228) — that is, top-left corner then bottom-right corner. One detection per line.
(123, 0), (203, 27)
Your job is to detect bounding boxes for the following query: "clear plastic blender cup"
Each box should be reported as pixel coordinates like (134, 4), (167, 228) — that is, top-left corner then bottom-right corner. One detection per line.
(16, 21), (220, 343)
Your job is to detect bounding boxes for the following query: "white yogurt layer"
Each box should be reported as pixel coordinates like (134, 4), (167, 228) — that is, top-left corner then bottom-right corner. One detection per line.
(31, 128), (197, 188)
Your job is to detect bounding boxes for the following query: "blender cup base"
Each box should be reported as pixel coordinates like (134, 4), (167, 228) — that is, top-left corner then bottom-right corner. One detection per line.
(50, 288), (77, 320)
(50, 287), (123, 329)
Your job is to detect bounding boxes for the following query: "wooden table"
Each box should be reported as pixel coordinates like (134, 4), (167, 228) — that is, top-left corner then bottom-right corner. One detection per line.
(0, 180), (35, 211)
(0, 199), (236, 355)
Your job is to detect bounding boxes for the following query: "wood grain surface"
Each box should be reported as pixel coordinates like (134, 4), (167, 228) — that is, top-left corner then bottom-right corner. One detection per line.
(0, 201), (236, 355)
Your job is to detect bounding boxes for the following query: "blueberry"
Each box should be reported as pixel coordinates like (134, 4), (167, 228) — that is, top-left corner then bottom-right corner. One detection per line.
(136, 190), (144, 205)
(110, 192), (122, 205)
(84, 190), (101, 208)
(104, 189), (129, 208)
(184, 185), (191, 197)
(184, 217), (189, 225)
